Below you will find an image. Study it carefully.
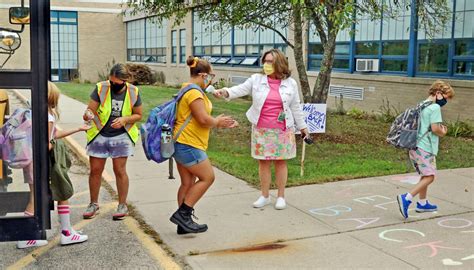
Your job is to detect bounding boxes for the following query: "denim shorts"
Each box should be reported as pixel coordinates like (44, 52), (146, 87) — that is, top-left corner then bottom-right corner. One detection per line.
(86, 133), (134, 158)
(173, 142), (208, 167)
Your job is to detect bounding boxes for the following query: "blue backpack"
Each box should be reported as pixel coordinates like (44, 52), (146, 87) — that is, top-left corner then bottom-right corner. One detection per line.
(141, 84), (203, 163)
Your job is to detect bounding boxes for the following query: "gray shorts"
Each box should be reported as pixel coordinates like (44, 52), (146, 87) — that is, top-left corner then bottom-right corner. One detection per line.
(86, 133), (134, 158)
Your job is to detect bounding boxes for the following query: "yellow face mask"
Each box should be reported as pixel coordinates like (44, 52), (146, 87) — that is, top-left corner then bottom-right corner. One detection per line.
(263, 63), (274, 75)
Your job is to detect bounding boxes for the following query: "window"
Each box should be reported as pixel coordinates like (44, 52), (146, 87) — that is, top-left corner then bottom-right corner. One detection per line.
(241, 57), (259, 65)
(145, 18), (167, 63)
(127, 19), (145, 62)
(382, 42), (409, 55)
(309, 44), (323, 55)
(381, 41), (409, 72)
(454, 61), (474, 75)
(171, 30), (177, 64)
(179, 29), (186, 63)
(383, 60), (408, 72)
(454, 0), (474, 39)
(418, 43), (449, 73)
(453, 39), (474, 76)
(308, 23), (351, 71)
(50, 11), (78, 81)
(455, 40), (474, 56)
(193, 14), (232, 61)
(127, 17), (167, 63)
(381, 0), (411, 41)
(418, 0), (454, 40)
(355, 14), (381, 42)
(356, 42), (378, 55)
(192, 11), (287, 66)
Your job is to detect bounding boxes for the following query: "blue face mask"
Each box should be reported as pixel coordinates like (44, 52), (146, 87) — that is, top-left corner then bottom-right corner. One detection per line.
(436, 97), (447, 107)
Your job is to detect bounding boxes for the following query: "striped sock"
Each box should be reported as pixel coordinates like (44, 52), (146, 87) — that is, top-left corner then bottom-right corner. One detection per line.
(58, 205), (72, 235)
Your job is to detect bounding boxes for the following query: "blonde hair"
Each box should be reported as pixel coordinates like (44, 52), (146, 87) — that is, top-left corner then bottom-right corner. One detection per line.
(428, 80), (455, 99)
(261, 49), (291, 79)
(48, 81), (60, 120)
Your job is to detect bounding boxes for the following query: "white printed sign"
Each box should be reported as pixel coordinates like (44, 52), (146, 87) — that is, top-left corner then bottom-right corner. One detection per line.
(302, 104), (327, 133)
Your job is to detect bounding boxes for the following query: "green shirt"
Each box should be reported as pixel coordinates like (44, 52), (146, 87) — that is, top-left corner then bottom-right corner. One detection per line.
(416, 100), (442, 156)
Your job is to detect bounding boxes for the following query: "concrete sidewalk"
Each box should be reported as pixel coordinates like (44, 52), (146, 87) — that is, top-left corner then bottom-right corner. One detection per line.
(22, 90), (474, 269)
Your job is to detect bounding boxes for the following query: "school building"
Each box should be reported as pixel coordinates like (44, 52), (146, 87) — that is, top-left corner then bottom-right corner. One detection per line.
(1, 0), (473, 121)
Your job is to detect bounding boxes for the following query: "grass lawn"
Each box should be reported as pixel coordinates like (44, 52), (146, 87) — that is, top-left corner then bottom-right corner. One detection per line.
(58, 82), (474, 187)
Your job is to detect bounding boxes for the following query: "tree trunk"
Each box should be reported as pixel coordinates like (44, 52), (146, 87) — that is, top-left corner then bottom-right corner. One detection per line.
(312, 36), (336, 103)
(292, 4), (311, 103)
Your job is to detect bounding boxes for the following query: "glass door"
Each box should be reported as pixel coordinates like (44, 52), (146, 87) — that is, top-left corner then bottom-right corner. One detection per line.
(0, 0), (52, 242)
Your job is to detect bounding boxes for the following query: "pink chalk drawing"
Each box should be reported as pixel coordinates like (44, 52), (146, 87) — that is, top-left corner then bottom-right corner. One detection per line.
(391, 175), (420, 185)
(339, 217), (380, 229)
(405, 241), (463, 258)
(335, 187), (353, 197)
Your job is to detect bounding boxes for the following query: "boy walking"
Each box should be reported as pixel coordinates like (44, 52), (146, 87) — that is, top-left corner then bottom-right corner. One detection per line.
(397, 80), (455, 219)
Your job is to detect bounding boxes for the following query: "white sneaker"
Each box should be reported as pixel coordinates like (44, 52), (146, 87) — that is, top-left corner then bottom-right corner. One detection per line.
(17, 240), (48, 249)
(275, 197), (286, 210)
(60, 230), (88, 246)
(253, 196), (271, 208)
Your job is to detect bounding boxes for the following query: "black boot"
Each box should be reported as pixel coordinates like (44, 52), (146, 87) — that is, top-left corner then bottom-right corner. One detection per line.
(177, 225), (190, 235)
(170, 204), (208, 233)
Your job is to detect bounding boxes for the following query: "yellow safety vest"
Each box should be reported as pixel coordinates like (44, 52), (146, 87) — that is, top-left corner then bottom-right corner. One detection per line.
(86, 81), (139, 144)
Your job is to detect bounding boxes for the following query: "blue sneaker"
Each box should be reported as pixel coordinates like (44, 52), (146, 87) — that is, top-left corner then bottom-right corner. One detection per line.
(416, 201), (438, 212)
(397, 193), (412, 219)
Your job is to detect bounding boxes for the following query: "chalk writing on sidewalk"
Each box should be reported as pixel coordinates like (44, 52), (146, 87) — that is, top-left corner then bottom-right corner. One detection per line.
(308, 205), (352, 216)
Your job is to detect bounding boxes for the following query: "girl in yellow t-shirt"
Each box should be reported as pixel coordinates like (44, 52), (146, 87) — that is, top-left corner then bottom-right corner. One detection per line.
(169, 56), (238, 234)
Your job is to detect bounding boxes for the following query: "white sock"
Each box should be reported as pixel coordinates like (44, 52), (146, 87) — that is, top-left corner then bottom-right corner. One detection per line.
(58, 205), (72, 234)
(418, 199), (427, 206)
(405, 193), (413, 201)
(24, 211), (34, 217)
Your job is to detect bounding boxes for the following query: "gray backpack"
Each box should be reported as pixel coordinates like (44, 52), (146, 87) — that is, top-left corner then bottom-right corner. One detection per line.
(386, 101), (433, 150)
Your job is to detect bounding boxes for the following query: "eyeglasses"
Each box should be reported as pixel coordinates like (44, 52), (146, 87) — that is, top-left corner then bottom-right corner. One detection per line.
(200, 73), (216, 79)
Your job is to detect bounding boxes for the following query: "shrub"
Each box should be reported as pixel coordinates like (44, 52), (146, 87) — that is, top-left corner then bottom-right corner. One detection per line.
(153, 71), (166, 85)
(214, 78), (229, 89)
(97, 59), (116, 81)
(126, 64), (155, 85)
(378, 98), (400, 123)
(447, 118), (474, 138)
(346, 108), (368, 119)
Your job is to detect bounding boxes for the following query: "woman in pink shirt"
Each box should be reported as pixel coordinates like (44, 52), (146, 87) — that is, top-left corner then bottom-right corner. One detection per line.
(215, 49), (309, 210)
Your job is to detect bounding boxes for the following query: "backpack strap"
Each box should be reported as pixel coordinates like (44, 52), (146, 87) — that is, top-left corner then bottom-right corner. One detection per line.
(173, 115), (192, 141)
(416, 100), (434, 144)
(173, 84), (205, 142)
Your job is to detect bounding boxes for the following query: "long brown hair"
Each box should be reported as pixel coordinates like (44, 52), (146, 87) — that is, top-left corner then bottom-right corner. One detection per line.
(261, 49), (291, 79)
